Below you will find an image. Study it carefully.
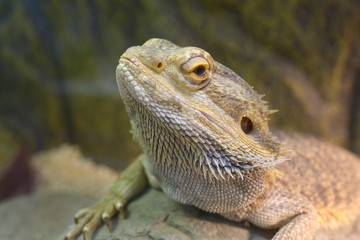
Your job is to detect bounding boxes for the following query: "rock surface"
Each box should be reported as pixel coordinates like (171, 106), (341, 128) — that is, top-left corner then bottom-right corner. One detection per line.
(1, 0), (359, 172)
(1, 189), (359, 240)
(31, 144), (118, 199)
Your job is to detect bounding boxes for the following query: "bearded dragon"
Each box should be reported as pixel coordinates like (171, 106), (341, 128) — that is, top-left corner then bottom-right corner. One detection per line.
(65, 39), (360, 240)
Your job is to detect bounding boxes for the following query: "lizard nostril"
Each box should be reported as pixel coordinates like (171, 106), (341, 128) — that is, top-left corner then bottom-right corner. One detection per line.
(241, 117), (253, 134)
(156, 62), (163, 69)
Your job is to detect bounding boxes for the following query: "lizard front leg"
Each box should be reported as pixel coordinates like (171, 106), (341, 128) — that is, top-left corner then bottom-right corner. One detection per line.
(246, 188), (319, 240)
(64, 154), (147, 240)
(222, 188), (320, 240)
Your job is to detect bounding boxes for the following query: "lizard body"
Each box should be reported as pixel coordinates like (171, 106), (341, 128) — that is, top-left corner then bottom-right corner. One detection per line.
(65, 39), (360, 240)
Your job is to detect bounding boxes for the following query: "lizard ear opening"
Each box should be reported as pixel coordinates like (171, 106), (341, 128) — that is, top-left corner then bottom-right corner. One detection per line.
(241, 117), (253, 134)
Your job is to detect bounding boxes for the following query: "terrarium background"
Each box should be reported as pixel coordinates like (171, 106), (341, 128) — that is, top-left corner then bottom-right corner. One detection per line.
(0, 0), (359, 174)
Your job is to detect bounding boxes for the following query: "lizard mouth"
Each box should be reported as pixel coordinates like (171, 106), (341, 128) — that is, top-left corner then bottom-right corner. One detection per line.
(119, 56), (157, 87)
(118, 56), (158, 99)
(197, 109), (225, 132)
(121, 56), (137, 67)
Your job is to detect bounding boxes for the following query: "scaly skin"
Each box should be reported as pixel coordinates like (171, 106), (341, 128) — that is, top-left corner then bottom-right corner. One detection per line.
(65, 39), (360, 240)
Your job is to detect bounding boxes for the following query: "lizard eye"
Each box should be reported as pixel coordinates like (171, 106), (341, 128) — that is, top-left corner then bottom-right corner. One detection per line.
(193, 65), (206, 77)
(241, 117), (253, 134)
(181, 56), (210, 89)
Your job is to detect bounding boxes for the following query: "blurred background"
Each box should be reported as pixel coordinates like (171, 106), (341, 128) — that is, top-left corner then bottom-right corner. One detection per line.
(0, 0), (359, 200)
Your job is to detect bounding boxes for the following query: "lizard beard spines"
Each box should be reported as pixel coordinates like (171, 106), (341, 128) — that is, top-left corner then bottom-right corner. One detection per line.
(138, 106), (288, 182)
(197, 145), (289, 181)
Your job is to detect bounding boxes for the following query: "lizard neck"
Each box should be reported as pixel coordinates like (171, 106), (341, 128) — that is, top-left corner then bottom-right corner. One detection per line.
(130, 105), (268, 213)
(154, 160), (268, 213)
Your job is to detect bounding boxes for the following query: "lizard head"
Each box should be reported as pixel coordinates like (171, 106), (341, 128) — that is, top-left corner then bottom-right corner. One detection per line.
(116, 38), (287, 179)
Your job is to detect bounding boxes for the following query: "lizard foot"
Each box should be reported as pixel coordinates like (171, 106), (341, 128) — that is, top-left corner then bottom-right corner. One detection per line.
(64, 198), (126, 240)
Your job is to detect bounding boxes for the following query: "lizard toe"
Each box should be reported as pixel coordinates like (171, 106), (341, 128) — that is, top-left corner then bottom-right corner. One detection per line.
(65, 211), (94, 240)
(81, 213), (102, 240)
(74, 208), (90, 224)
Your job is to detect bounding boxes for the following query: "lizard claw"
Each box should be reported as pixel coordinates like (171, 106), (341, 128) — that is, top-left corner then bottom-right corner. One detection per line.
(102, 213), (112, 232)
(83, 228), (89, 240)
(64, 200), (126, 240)
(116, 201), (126, 219)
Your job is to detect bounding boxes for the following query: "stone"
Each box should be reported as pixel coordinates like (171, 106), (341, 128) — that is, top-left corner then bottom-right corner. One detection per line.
(0, 188), (359, 240)
(0, 192), (95, 240)
(0, 1), (359, 172)
(0, 189), (256, 240)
